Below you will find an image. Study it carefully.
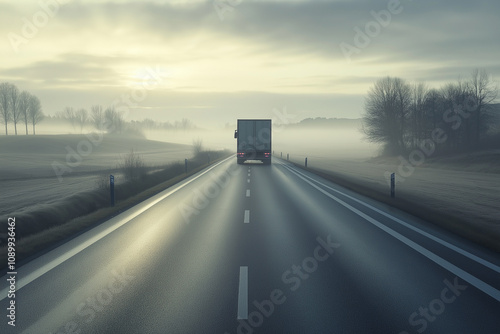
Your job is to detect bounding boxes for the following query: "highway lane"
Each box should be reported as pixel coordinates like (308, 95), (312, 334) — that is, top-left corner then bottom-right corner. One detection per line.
(1, 156), (499, 333)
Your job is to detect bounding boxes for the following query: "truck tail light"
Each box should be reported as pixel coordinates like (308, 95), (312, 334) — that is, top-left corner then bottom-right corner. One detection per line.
(264, 152), (270, 157)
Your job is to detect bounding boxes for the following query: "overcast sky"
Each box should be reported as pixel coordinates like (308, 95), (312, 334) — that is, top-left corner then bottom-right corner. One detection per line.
(1, 0), (499, 127)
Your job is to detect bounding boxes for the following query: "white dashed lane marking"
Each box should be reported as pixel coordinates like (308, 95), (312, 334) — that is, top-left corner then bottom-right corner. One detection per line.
(238, 168), (250, 319)
(237, 266), (248, 319)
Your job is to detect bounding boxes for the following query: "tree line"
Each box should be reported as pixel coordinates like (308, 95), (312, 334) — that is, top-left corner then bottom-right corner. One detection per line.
(0, 82), (44, 135)
(56, 106), (197, 134)
(56, 105), (126, 134)
(363, 69), (498, 155)
(129, 117), (197, 131)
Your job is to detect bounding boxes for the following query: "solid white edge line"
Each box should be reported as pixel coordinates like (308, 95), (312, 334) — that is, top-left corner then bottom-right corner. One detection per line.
(244, 210), (250, 223)
(0, 156), (234, 301)
(281, 163), (500, 302)
(237, 266), (248, 319)
(281, 162), (500, 274)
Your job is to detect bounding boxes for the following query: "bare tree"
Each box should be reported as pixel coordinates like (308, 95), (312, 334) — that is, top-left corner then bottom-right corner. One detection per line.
(75, 108), (88, 132)
(395, 78), (412, 150)
(363, 77), (412, 154)
(423, 89), (443, 131)
(181, 118), (192, 130)
(140, 118), (157, 129)
(440, 80), (473, 149)
(104, 106), (124, 134)
(192, 138), (204, 156)
(363, 72), (499, 155)
(409, 82), (429, 148)
(90, 105), (105, 131)
(63, 106), (77, 130)
(174, 118), (195, 130)
(28, 95), (44, 134)
(9, 84), (20, 135)
(468, 68), (498, 144)
(0, 83), (11, 135)
(18, 91), (31, 135)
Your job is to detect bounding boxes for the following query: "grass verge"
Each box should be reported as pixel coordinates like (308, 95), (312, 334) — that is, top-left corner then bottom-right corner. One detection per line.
(284, 158), (500, 253)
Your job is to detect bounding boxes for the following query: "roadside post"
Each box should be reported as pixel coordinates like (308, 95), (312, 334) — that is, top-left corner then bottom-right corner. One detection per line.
(185, 159), (188, 173)
(110, 175), (115, 206)
(305, 157), (308, 167)
(391, 173), (395, 198)
(287, 153), (289, 161)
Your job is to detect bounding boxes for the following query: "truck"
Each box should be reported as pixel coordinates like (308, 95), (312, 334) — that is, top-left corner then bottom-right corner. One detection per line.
(234, 119), (272, 165)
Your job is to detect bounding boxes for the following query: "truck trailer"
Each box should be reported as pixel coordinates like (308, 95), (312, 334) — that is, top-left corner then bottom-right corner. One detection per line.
(234, 119), (272, 165)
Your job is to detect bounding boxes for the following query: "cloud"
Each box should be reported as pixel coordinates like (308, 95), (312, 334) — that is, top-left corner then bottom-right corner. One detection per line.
(0, 54), (121, 87)
(4, 1), (500, 70)
(1, 0), (499, 124)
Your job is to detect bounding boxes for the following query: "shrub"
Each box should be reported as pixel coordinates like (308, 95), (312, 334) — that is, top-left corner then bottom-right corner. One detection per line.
(192, 138), (203, 156)
(119, 149), (146, 181)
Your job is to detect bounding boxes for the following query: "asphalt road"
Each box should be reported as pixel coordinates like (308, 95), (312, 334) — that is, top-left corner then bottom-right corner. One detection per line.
(1, 156), (499, 334)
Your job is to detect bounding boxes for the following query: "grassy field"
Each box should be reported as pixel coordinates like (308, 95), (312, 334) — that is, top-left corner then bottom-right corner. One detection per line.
(0, 134), (230, 260)
(0, 134), (194, 215)
(284, 150), (500, 252)
(0, 133), (193, 179)
(0, 144), (232, 270)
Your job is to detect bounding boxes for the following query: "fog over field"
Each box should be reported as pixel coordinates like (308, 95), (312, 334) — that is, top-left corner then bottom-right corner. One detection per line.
(0, 134), (192, 215)
(273, 127), (377, 161)
(0, 115), (380, 221)
(21, 115), (376, 159)
(0, 0), (498, 256)
(143, 121), (377, 160)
